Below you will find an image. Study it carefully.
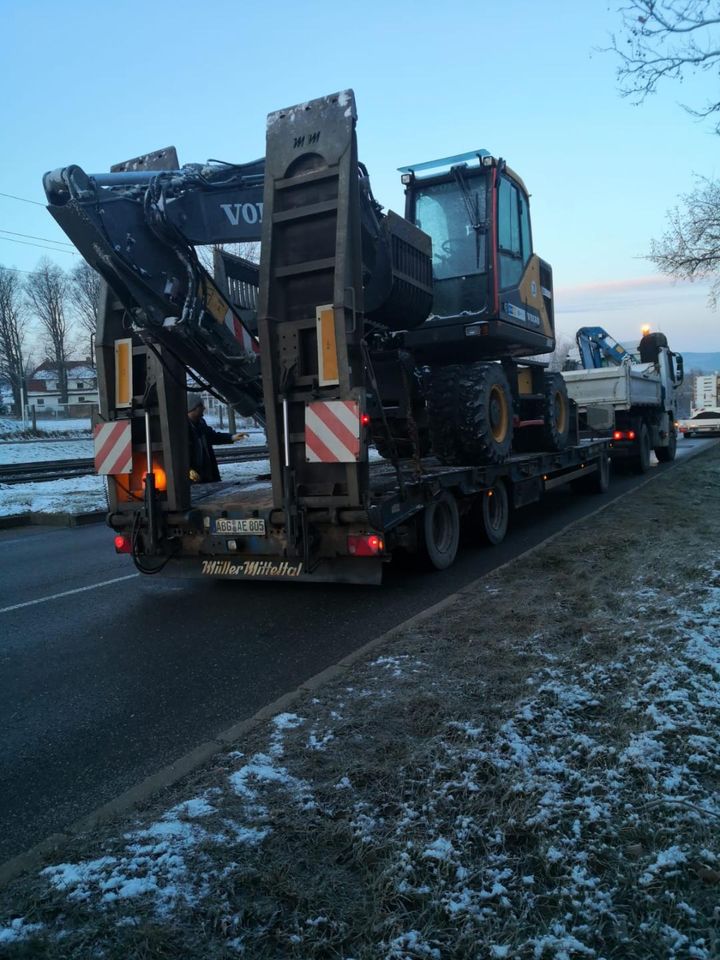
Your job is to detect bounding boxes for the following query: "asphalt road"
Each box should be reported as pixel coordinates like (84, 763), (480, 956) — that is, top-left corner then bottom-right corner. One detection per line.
(0, 438), (715, 864)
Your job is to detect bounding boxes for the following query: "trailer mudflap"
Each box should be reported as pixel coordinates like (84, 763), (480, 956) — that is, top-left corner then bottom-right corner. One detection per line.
(159, 555), (383, 585)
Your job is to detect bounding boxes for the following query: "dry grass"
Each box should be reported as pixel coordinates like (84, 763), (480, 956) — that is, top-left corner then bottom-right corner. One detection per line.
(2, 446), (720, 959)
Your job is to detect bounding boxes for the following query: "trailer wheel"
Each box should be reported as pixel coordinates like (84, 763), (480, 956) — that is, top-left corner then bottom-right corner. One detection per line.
(428, 363), (513, 465)
(572, 452), (610, 494)
(419, 491), (460, 570)
(655, 424), (677, 463)
(635, 423), (651, 473)
(542, 373), (570, 452)
(477, 480), (509, 545)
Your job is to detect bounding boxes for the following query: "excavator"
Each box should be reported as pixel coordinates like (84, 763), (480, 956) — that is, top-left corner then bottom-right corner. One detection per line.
(44, 96), (567, 461)
(42, 90), (576, 582)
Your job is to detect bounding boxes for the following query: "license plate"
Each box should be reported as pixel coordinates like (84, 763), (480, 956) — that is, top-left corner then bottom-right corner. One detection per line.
(214, 518), (267, 536)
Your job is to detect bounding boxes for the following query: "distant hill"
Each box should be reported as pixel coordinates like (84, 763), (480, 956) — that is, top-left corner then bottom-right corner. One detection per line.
(680, 353), (720, 373)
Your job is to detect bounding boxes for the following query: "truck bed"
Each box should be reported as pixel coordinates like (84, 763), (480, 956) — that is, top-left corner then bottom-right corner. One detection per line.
(562, 364), (661, 410)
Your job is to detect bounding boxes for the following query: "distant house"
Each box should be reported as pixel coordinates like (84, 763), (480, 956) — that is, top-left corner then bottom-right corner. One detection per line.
(27, 360), (99, 418)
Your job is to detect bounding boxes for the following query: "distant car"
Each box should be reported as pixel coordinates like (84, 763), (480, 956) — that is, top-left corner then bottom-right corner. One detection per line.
(678, 408), (720, 438)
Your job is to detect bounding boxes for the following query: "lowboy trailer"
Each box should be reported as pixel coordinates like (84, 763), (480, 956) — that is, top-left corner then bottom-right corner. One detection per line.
(110, 431), (611, 585)
(45, 90), (612, 586)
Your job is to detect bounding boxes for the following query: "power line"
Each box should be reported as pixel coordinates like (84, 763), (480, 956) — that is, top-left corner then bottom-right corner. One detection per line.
(0, 235), (78, 255)
(0, 191), (45, 207)
(0, 228), (75, 248)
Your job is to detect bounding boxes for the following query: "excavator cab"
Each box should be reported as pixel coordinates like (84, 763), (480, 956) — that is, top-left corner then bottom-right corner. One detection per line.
(400, 152), (556, 362)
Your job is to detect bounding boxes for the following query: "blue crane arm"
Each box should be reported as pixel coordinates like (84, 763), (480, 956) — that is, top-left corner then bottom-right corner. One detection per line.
(575, 326), (631, 369)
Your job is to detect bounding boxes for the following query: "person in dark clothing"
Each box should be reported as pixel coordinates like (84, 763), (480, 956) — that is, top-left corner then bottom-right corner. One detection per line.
(187, 394), (245, 483)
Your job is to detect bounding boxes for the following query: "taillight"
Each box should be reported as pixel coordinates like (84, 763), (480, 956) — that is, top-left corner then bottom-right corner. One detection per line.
(114, 534), (132, 554)
(627, 430), (636, 440)
(141, 465), (167, 491)
(347, 534), (384, 556)
(360, 413), (371, 427)
(613, 430), (622, 441)
(613, 429), (637, 441)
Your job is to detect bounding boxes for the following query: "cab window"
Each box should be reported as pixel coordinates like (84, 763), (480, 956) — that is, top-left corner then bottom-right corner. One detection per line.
(498, 178), (522, 288)
(415, 180), (486, 281)
(519, 192), (531, 262)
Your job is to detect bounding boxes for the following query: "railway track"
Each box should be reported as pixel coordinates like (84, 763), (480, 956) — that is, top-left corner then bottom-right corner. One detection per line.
(0, 446), (269, 485)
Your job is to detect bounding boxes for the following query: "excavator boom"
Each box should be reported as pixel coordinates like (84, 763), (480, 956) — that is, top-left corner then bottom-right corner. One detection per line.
(43, 152), (265, 414)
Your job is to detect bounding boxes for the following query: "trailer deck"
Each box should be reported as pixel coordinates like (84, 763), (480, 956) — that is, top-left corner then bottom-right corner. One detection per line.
(130, 439), (611, 585)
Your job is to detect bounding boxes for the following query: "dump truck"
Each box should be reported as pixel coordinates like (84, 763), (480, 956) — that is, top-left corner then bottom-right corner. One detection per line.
(43, 90), (612, 585)
(561, 327), (684, 473)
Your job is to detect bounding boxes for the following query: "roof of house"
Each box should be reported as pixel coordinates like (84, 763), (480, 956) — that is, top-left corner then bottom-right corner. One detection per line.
(31, 360), (96, 381)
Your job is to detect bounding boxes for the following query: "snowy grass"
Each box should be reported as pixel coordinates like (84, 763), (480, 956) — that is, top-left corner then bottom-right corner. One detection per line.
(0, 461), (270, 518)
(1, 448), (719, 958)
(0, 476), (109, 518)
(0, 439), (93, 464)
(0, 417), (92, 440)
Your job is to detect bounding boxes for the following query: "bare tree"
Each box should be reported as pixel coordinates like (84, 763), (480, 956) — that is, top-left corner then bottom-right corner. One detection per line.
(0, 266), (29, 415)
(609, 0), (720, 132)
(547, 334), (575, 372)
(69, 260), (102, 358)
(197, 241), (261, 272)
(649, 175), (720, 305)
(25, 259), (74, 405)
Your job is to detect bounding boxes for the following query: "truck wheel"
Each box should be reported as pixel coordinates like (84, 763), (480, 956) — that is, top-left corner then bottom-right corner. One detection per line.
(428, 363), (513, 465)
(635, 423), (651, 473)
(655, 425), (677, 463)
(542, 373), (570, 452)
(419, 491), (460, 570)
(572, 451), (610, 494)
(477, 480), (509, 545)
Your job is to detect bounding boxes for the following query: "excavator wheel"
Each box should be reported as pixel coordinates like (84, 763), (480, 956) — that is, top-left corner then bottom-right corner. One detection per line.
(541, 373), (570, 452)
(428, 362), (513, 465)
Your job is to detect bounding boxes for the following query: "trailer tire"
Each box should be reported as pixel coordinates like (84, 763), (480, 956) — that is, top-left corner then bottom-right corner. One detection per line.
(419, 491), (460, 570)
(476, 480), (509, 545)
(635, 423), (651, 473)
(571, 451), (610, 494)
(655, 424), (677, 463)
(428, 363), (513, 465)
(542, 373), (570, 451)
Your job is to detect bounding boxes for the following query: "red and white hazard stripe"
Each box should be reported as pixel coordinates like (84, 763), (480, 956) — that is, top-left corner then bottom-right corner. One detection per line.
(305, 400), (361, 463)
(94, 421), (132, 475)
(224, 308), (260, 356)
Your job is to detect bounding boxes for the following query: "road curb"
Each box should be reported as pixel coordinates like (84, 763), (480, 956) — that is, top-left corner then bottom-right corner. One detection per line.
(0, 446), (714, 889)
(0, 515), (31, 530)
(0, 511), (105, 531)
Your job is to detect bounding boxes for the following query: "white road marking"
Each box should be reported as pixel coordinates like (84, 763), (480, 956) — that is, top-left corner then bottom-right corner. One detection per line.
(0, 573), (139, 614)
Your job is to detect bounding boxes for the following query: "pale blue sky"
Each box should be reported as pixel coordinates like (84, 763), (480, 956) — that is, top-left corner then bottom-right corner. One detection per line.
(0, 0), (717, 349)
